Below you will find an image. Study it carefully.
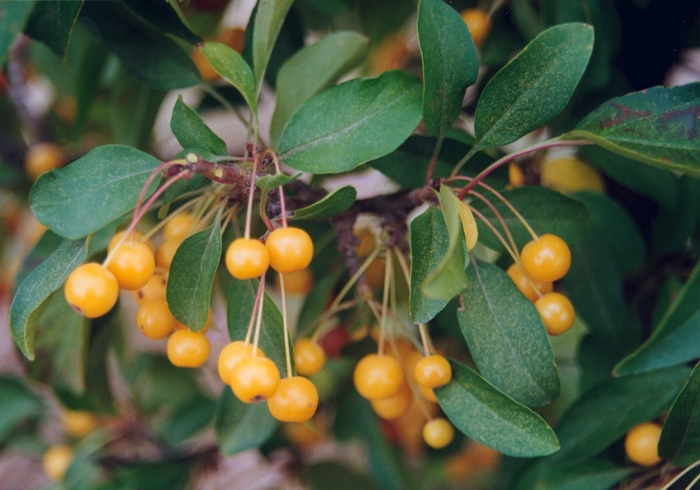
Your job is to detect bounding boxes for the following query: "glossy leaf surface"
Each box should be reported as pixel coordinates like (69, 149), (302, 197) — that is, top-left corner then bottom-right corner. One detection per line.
(30, 145), (161, 239)
(167, 223), (222, 332)
(474, 23), (594, 150)
(214, 388), (277, 455)
(270, 31), (369, 148)
(201, 42), (258, 115)
(278, 70), (423, 174)
(567, 83), (700, 176)
(292, 186), (357, 220)
(10, 238), (87, 359)
(170, 96), (227, 156)
(252, 0), (295, 93)
(417, 0), (478, 137)
(409, 207), (450, 323)
(436, 360), (559, 457)
(458, 260), (559, 406)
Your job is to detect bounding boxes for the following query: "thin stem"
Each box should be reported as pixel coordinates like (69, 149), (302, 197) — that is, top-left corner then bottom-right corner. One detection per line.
(467, 189), (519, 256)
(252, 275), (266, 355)
(133, 161), (180, 219)
(469, 205), (519, 263)
(425, 136), (444, 184)
(418, 323), (431, 357)
(475, 179), (539, 241)
(686, 470), (700, 490)
(202, 85), (251, 136)
(450, 146), (477, 179)
(142, 192), (210, 242)
(377, 249), (392, 356)
(661, 461), (700, 490)
(244, 149), (258, 240)
(308, 299), (358, 343)
(268, 150), (288, 228)
(279, 274), (293, 378)
(455, 138), (594, 199)
(246, 277), (266, 345)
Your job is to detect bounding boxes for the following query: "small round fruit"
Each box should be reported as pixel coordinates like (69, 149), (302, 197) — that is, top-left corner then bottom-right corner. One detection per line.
(508, 162), (525, 187)
(371, 382), (412, 420)
(625, 422), (663, 467)
(460, 8), (491, 48)
(107, 230), (152, 254)
(294, 338), (326, 376)
(167, 330), (210, 367)
(25, 142), (65, 180)
(535, 292), (575, 336)
(133, 268), (167, 305)
(353, 354), (405, 400)
(420, 386), (439, 403)
(369, 33), (410, 75)
(423, 418), (455, 449)
(506, 263), (553, 303)
(230, 355), (281, 403)
(217, 341), (263, 384)
(265, 227), (314, 274)
(64, 263), (119, 318)
(164, 213), (196, 242)
(106, 241), (156, 291)
(415, 355), (452, 389)
(192, 47), (220, 83)
(137, 299), (177, 340)
(540, 156), (605, 194)
(277, 268), (314, 295)
(267, 376), (319, 423)
(520, 234), (571, 282)
(225, 238), (270, 279)
(42, 444), (73, 481)
(155, 239), (181, 269)
(61, 410), (100, 439)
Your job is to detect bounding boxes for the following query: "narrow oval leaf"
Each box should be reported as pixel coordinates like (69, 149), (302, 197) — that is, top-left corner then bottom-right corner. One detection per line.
(552, 365), (691, 464)
(436, 360), (560, 457)
(252, 0), (294, 94)
(422, 186), (470, 300)
(614, 260), (700, 376)
(167, 223), (222, 331)
(24, 0), (83, 59)
(566, 83), (700, 176)
(10, 237), (88, 359)
(409, 207), (450, 323)
(537, 460), (634, 490)
(214, 388), (277, 455)
(270, 31), (369, 148)
(257, 172), (301, 193)
(201, 42), (258, 115)
(471, 186), (591, 252)
(278, 70), (423, 174)
(30, 145), (161, 239)
(458, 260), (559, 406)
(170, 96), (227, 156)
(292, 186), (357, 220)
(227, 278), (288, 372)
(474, 23), (594, 150)
(417, 0), (478, 136)
(659, 362), (700, 465)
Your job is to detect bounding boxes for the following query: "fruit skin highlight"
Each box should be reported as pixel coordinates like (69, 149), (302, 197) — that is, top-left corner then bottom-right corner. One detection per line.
(265, 227), (314, 274)
(267, 376), (319, 423)
(520, 234), (572, 283)
(64, 263), (120, 318)
(625, 422), (663, 467)
(354, 354), (405, 400)
(225, 238), (270, 279)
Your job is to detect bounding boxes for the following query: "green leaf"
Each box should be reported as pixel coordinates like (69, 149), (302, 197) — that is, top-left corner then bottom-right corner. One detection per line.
(615, 260), (700, 376)
(457, 260), (559, 406)
(0, 2), (35, 66)
(24, 1), (83, 59)
(305, 462), (380, 490)
(159, 397), (216, 446)
(162, 174), (208, 207)
(566, 83), (700, 176)
(10, 238), (88, 359)
(256, 172), (301, 193)
(79, 1), (200, 90)
(580, 145), (679, 211)
(170, 96), (227, 156)
(201, 42), (258, 115)
(30, 294), (89, 394)
(297, 272), (342, 333)
(552, 365), (691, 464)
(252, 0), (295, 94)
(659, 362), (700, 466)
(30, 145), (161, 239)
(214, 388), (277, 455)
(651, 175), (700, 257)
(471, 186), (590, 252)
(167, 223), (222, 332)
(474, 24), (594, 150)
(536, 460), (634, 490)
(436, 360), (559, 457)
(122, 0), (200, 46)
(417, 0), (478, 137)
(270, 31), (369, 148)
(227, 278), (288, 372)
(278, 70), (423, 174)
(0, 378), (43, 444)
(409, 207), (450, 323)
(421, 185), (470, 300)
(292, 186), (357, 220)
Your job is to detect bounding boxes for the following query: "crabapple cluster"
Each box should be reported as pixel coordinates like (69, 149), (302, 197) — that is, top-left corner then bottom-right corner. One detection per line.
(508, 234), (576, 336)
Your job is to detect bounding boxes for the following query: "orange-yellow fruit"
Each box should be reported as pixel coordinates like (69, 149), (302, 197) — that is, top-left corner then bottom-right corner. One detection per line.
(225, 238), (270, 279)
(267, 376), (319, 423)
(535, 292), (575, 336)
(506, 263), (553, 303)
(369, 34), (411, 75)
(107, 230), (152, 254)
(520, 234), (571, 282)
(155, 239), (181, 270)
(265, 227), (314, 274)
(276, 268), (314, 295)
(423, 418), (455, 449)
(414, 355), (452, 389)
(294, 338), (326, 376)
(460, 8), (491, 48)
(217, 341), (262, 384)
(163, 213), (196, 242)
(25, 142), (65, 180)
(371, 382), (412, 420)
(136, 299), (177, 340)
(64, 263), (119, 318)
(540, 156), (605, 194)
(167, 330), (210, 367)
(106, 241), (156, 291)
(133, 268), (168, 305)
(353, 354), (405, 400)
(230, 355), (280, 403)
(61, 410), (100, 439)
(42, 444), (73, 481)
(625, 422), (663, 467)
